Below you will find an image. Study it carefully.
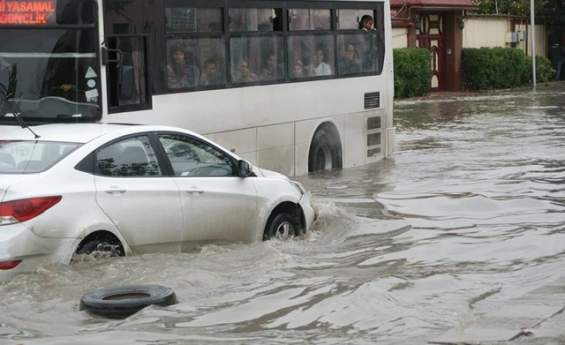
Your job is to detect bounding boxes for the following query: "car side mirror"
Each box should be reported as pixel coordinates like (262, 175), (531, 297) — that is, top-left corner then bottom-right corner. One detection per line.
(237, 160), (251, 177)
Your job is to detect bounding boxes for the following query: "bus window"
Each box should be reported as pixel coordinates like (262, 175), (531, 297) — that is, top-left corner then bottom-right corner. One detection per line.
(106, 36), (149, 109)
(288, 35), (334, 78)
(165, 8), (222, 33)
(230, 36), (284, 83)
(165, 37), (226, 89)
(337, 36), (363, 76)
(166, 43), (200, 89)
(229, 8), (279, 32)
(288, 9), (331, 31)
(337, 9), (374, 30)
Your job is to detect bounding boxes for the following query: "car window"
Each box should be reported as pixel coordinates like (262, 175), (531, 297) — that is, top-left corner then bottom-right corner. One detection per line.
(158, 133), (234, 177)
(96, 135), (162, 177)
(0, 140), (82, 174)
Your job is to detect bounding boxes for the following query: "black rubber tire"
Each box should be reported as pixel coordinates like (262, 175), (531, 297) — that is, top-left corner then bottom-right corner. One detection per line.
(308, 129), (341, 172)
(77, 239), (124, 258)
(263, 213), (299, 241)
(80, 284), (177, 319)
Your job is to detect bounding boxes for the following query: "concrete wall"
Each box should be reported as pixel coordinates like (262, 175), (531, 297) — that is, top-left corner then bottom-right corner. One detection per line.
(463, 17), (547, 57)
(392, 27), (408, 48)
(393, 16), (548, 58)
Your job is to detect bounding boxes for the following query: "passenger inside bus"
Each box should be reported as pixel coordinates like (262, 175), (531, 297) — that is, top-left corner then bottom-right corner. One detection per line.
(292, 61), (306, 79)
(167, 45), (199, 89)
(236, 59), (259, 83)
(359, 15), (375, 32)
(260, 53), (284, 81)
(310, 47), (332, 76)
(199, 58), (225, 86)
(338, 42), (361, 75)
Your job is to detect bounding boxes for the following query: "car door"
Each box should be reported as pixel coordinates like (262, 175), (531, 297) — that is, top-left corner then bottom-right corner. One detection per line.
(93, 134), (183, 254)
(156, 132), (258, 247)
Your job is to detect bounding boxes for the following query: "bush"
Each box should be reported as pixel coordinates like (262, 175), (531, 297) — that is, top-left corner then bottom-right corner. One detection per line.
(522, 55), (554, 83)
(462, 47), (526, 90)
(393, 48), (431, 98)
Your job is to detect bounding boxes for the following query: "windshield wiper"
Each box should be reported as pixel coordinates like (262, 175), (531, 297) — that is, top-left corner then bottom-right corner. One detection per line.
(0, 63), (40, 138)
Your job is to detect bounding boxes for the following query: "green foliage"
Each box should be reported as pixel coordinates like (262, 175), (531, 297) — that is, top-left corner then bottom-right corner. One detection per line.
(471, 0), (537, 16)
(462, 47), (527, 90)
(540, 0), (565, 36)
(522, 55), (555, 83)
(393, 48), (431, 98)
(471, 0), (564, 35)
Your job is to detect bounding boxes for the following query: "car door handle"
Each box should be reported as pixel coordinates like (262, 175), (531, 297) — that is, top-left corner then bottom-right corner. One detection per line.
(105, 189), (126, 195)
(185, 188), (204, 196)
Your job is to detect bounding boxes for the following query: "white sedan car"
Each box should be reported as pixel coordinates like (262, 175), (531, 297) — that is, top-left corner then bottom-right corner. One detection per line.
(0, 123), (316, 284)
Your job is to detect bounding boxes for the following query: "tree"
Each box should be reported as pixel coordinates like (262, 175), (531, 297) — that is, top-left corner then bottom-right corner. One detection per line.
(471, 0), (564, 35)
(540, 0), (565, 36)
(471, 0), (541, 15)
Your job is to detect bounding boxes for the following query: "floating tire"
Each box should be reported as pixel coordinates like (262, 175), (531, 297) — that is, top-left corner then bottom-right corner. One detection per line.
(80, 284), (177, 319)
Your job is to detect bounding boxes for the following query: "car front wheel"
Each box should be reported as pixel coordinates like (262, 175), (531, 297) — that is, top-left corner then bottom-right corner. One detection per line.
(264, 213), (299, 240)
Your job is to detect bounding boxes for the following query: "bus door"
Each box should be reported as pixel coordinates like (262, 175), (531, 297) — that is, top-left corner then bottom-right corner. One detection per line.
(103, 34), (152, 113)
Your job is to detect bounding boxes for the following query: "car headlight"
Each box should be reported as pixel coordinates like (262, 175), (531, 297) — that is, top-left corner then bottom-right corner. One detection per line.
(289, 180), (307, 195)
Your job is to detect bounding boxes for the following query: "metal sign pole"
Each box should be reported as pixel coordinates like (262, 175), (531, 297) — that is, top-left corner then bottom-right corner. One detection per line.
(530, 0), (536, 90)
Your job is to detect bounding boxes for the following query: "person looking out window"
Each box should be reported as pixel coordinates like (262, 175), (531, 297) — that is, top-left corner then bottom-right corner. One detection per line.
(167, 45), (199, 89)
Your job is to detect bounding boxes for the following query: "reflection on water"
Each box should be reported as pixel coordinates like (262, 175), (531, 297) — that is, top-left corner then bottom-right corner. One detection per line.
(1, 83), (565, 345)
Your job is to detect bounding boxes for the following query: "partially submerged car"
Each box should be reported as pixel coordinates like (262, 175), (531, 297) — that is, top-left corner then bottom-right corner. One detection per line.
(0, 123), (316, 284)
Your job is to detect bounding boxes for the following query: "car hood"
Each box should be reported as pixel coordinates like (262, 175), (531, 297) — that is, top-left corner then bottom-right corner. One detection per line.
(255, 167), (290, 180)
(0, 174), (39, 201)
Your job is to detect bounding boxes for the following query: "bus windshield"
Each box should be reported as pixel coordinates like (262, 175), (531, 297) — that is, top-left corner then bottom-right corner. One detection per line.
(0, 0), (101, 125)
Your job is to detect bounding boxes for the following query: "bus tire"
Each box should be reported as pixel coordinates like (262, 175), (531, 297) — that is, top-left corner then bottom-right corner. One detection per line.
(80, 284), (177, 319)
(264, 213), (299, 240)
(308, 128), (340, 172)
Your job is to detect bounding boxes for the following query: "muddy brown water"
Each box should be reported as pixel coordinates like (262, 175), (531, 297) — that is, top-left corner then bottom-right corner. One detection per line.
(1, 83), (565, 345)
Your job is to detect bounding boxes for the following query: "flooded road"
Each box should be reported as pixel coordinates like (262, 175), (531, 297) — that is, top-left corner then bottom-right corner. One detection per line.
(2, 82), (565, 345)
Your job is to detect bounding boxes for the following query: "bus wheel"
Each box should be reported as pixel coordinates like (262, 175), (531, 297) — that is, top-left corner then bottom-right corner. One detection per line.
(308, 128), (341, 172)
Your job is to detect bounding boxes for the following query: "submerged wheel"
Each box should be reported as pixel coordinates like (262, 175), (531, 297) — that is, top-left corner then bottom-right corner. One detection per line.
(75, 238), (124, 260)
(308, 128), (342, 172)
(264, 213), (299, 240)
(80, 284), (177, 319)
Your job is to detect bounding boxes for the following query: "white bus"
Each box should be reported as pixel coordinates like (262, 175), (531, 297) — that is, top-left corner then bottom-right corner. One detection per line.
(0, 0), (394, 176)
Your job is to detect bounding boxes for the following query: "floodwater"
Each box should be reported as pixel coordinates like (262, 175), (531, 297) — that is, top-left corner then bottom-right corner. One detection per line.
(1, 82), (565, 345)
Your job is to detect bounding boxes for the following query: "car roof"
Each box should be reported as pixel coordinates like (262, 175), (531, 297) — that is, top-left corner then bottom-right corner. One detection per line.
(0, 123), (195, 143)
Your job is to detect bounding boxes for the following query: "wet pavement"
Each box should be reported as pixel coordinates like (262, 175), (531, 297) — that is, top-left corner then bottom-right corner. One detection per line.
(410, 81), (565, 345)
(431, 274), (565, 344)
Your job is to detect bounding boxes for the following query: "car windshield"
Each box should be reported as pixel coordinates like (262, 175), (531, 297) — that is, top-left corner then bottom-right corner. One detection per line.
(0, 28), (101, 124)
(0, 140), (82, 173)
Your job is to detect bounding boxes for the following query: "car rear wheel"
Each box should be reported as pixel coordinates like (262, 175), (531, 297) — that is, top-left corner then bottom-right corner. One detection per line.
(264, 213), (299, 240)
(80, 284), (177, 319)
(76, 238), (124, 259)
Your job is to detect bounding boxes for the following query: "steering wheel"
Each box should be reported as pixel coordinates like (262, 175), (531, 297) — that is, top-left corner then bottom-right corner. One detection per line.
(49, 85), (86, 102)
